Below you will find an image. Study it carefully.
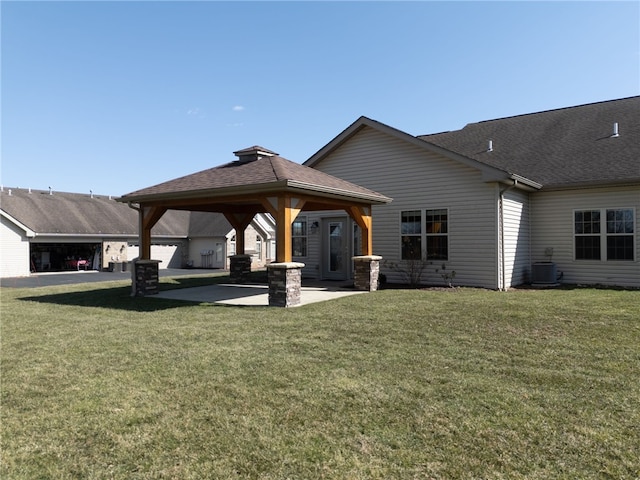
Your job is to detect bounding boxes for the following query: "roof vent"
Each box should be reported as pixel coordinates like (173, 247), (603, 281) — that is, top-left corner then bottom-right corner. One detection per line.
(233, 146), (278, 163)
(487, 140), (494, 152)
(8, 189), (12, 196)
(611, 122), (619, 138)
(49, 186), (53, 195)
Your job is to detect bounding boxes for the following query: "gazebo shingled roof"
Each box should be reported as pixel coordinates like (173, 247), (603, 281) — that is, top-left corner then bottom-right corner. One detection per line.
(118, 146), (391, 263)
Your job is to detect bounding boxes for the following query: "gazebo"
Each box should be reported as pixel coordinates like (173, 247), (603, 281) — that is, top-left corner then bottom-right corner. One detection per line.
(117, 146), (391, 306)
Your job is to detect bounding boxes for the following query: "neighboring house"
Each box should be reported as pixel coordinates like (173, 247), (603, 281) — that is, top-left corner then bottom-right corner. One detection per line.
(0, 188), (275, 278)
(302, 96), (639, 289)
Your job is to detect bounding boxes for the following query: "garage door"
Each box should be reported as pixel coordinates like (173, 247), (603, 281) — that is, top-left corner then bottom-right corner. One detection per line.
(127, 244), (183, 269)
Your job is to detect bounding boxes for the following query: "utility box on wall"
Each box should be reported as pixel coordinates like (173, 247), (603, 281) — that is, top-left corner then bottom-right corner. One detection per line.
(532, 262), (558, 285)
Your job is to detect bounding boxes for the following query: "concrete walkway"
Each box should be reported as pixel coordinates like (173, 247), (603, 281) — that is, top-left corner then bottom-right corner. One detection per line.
(154, 282), (366, 307)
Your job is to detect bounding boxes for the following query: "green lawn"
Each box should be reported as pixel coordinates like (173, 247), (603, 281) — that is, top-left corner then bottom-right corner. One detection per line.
(1, 277), (639, 479)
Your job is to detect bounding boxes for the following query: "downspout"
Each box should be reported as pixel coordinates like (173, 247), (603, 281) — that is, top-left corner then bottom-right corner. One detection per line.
(499, 180), (518, 291)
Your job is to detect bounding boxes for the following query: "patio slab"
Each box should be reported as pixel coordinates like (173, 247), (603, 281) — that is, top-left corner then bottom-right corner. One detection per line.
(154, 282), (366, 307)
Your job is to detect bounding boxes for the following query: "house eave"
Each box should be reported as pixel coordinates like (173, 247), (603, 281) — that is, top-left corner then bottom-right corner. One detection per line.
(539, 178), (640, 192)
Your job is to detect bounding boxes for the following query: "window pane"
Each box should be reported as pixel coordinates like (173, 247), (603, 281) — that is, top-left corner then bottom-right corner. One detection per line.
(401, 211), (421, 235)
(292, 237), (307, 257)
(427, 236), (448, 260)
(575, 236), (601, 260)
(575, 210), (600, 234)
(401, 236), (421, 260)
(292, 219), (307, 236)
(607, 235), (634, 260)
(607, 209), (634, 234)
(426, 209), (447, 234)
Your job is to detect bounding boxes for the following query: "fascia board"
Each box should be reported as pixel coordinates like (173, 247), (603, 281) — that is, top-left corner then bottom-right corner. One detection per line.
(285, 180), (392, 204)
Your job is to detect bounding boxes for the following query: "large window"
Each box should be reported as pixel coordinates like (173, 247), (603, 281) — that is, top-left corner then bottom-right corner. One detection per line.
(575, 208), (635, 261)
(400, 209), (449, 261)
(292, 216), (307, 257)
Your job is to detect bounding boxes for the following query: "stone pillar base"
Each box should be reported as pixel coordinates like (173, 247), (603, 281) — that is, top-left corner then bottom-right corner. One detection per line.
(229, 254), (252, 283)
(132, 260), (161, 296)
(352, 255), (382, 291)
(267, 262), (305, 307)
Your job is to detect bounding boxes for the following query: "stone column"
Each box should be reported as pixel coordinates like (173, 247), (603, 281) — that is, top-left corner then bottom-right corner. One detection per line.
(229, 254), (252, 283)
(352, 255), (382, 291)
(267, 262), (305, 307)
(132, 259), (161, 296)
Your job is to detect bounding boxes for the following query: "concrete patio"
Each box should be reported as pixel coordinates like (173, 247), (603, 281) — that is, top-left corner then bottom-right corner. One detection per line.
(154, 281), (366, 307)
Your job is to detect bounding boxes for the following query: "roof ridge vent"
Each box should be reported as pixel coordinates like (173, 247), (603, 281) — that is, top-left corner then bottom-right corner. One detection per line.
(611, 122), (619, 138)
(233, 146), (279, 163)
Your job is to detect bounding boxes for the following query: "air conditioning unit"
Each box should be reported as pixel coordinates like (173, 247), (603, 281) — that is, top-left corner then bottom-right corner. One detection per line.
(532, 262), (558, 284)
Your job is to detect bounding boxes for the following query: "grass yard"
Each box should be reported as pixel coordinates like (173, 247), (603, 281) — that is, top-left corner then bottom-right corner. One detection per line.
(1, 276), (639, 479)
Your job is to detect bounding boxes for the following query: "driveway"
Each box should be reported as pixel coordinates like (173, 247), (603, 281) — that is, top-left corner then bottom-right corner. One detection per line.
(0, 268), (219, 288)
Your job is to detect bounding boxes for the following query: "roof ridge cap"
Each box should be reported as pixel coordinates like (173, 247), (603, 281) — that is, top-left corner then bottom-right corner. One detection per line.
(472, 96), (640, 126)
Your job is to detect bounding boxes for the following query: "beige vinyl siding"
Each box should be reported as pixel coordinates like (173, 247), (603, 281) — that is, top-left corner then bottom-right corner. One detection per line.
(502, 189), (531, 287)
(187, 238), (227, 269)
(0, 216), (31, 278)
(127, 243), (184, 269)
(531, 185), (640, 288)
(313, 126), (499, 288)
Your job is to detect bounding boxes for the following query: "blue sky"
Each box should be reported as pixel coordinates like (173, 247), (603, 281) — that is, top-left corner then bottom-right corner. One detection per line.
(2, 1), (639, 197)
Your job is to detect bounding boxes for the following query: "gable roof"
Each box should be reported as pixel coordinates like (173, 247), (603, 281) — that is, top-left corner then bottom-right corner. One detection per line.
(0, 188), (237, 238)
(422, 96), (640, 189)
(119, 147), (391, 205)
(306, 97), (639, 190)
(304, 116), (526, 186)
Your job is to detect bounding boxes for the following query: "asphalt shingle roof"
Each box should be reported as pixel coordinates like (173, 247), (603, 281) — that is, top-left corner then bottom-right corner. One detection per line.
(420, 96), (640, 188)
(120, 149), (391, 204)
(0, 188), (231, 237)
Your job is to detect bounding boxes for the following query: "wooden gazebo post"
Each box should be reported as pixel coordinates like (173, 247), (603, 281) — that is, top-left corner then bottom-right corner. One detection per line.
(132, 204), (167, 296)
(224, 211), (258, 283)
(346, 205), (382, 291)
(262, 194), (307, 307)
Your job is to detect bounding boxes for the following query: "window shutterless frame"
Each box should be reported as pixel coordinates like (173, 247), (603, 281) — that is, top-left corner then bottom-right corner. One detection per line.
(573, 208), (635, 261)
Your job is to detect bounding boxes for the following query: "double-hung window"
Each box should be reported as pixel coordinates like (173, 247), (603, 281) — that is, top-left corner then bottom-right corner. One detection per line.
(400, 209), (449, 261)
(292, 216), (308, 257)
(574, 208), (635, 261)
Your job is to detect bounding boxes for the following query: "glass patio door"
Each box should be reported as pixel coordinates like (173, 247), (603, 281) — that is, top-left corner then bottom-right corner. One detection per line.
(323, 217), (349, 280)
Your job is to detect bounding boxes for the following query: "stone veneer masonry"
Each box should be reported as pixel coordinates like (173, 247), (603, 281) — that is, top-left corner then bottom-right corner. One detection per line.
(229, 254), (252, 283)
(132, 260), (161, 296)
(267, 262), (305, 307)
(353, 255), (382, 291)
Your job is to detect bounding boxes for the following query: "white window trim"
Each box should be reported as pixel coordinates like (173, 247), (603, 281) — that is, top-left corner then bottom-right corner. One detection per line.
(399, 208), (450, 261)
(573, 207), (636, 262)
